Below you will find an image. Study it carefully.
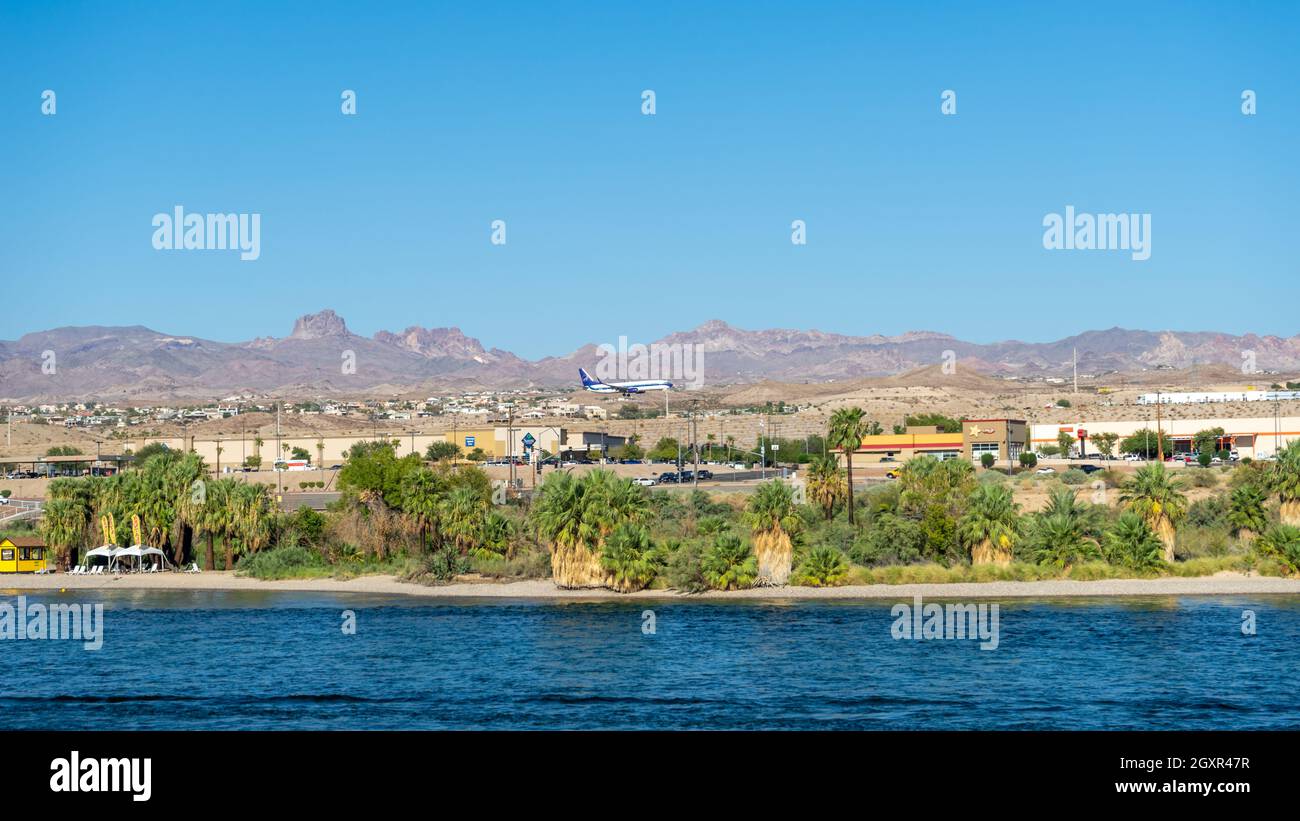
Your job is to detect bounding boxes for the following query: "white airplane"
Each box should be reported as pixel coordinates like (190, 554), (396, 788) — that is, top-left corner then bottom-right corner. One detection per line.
(579, 367), (672, 394)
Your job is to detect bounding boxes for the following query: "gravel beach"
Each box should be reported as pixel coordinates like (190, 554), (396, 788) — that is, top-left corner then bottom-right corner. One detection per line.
(6, 570), (1300, 600)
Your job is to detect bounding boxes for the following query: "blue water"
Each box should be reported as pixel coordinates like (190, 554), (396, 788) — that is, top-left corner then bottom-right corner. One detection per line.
(1, 590), (1297, 730)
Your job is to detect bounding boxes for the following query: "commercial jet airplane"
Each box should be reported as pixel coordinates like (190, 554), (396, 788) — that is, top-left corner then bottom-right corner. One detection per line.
(579, 367), (673, 394)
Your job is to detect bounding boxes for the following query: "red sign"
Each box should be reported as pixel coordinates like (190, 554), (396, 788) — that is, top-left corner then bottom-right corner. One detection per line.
(1077, 429), (1088, 440)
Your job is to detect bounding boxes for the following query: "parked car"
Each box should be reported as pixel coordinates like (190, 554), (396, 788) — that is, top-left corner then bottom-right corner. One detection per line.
(1036, 467), (1056, 475)
(0, 497), (9, 505)
(657, 472), (680, 484)
(1078, 464), (1104, 474)
(1123, 454), (1143, 462)
(884, 469), (902, 480)
(632, 477), (656, 487)
(729, 463), (747, 470)
(696, 469), (714, 480)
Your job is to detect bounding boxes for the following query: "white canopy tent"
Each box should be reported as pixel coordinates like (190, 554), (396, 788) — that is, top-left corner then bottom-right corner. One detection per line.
(109, 545), (144, 572)
(141, 547), (173, 571)
(83, 545), (116, 567)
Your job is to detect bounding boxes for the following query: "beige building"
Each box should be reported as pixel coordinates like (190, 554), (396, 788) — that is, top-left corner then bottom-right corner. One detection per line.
(1031, 415), (1300, 459)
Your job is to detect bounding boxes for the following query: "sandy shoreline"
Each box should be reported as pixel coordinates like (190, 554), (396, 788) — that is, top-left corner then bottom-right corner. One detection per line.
(5, 570), (1300, 601)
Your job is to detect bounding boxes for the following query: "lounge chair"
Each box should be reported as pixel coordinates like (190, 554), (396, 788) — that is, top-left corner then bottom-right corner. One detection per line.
(185, 562), (201, 574)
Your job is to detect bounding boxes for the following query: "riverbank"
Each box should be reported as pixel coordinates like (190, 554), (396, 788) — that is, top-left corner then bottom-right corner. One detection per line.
(6, 570), (1300, 600)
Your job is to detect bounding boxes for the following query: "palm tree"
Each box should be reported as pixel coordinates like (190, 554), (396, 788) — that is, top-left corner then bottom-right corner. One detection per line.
(805, 453), (847, 520)
(228, 482), (274, 566)
(743, 480), (799, 585)
(41, 478), (92, 570)
(1027, 512), (1099, 570)
(1270, 441), (1300, 526)
(795, 546), (850, 586)
(442, 485), (488, 554)
(1119, 462), (1187, 562)
(533, 470), (648, 589)
(1257, 524), (1300, 573)
(1227, 483), (1269, 544)
(826, 407), (869, 524)
(1103, 513), (1164, 571)
(197, 478), (236, 571)
(701, 532), (758, 590)
(957, 483), (1020, 566)
(400, 468), (445, 553)
(253, 436), (264, 464)
(600, 523), (659, 593)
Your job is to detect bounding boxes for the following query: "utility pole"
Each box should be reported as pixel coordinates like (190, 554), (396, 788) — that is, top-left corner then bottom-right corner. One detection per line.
(507, 404), (515, 498)
(1073, 347), (1078, 394)
(276, 402), (283, 494)
(691, 401), (700, 488)
(1155, 391), (1164, 462)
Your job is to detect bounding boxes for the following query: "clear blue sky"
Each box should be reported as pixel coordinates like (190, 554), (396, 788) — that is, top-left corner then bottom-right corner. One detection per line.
(2, 1), (1296, 358)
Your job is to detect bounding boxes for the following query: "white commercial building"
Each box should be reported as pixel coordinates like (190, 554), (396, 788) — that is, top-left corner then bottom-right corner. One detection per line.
(1031, 414), (1300, 459)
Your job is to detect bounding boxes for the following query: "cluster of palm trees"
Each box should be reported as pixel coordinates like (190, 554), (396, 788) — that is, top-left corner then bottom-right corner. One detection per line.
(41, 451), (275, 570)
(800, 407), (1300, 574)
(530, 468), (812, 592)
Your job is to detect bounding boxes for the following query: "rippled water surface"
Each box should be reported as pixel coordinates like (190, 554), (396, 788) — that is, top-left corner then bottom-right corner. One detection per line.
(1, 590), (1296, 729)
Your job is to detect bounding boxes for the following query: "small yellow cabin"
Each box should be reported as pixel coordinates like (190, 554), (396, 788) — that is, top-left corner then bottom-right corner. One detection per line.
(0, 537), (47, 573)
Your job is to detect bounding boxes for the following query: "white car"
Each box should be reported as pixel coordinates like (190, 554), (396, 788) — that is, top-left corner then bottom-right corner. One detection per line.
(1123, 454), (1143, 462)
(632, 477), (656, 487)
(0, 497), (9, 505)
(1036, 467), (1056, 475)
(729, 463), (746, 470)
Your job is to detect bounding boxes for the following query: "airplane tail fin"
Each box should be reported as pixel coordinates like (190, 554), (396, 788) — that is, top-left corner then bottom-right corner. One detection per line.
(578, 367), (602, 387)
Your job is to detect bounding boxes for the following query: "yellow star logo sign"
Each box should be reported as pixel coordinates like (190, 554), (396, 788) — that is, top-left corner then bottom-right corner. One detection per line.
(969, 426), (981, 437)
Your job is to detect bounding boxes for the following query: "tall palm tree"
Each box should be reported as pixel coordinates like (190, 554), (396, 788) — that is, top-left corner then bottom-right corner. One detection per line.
(804, 453), (847, 520)
(957, 483), (1020, 565)
(1227, 483), (1269, 544)
(743, 479), (799, 585)
(41, 478), (93, 570)
(197, 478), (237, 570)
(1270, 441), (1300, 526)
(827, 407), (870, 525)
(1118, 462), (1187, 562)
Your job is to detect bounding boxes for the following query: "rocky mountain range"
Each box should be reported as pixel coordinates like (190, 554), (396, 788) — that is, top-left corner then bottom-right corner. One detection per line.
(2, 310), (1297, 401)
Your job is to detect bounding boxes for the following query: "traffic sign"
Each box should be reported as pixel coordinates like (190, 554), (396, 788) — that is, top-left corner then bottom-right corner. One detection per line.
(522, 433), (536, 448)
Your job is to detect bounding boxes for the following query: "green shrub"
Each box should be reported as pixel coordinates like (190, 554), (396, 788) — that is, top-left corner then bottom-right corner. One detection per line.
(470, 550), (550, 579)
(1186, 469), (1218, 488)
(1185, 495), (1227, 528)
(793, 546), (850, 587)
(404, 546), (470, 582)
(235, 545), (328, 580)
(664, 541), (709, 593)
(1176, 525), (1234, 559)
(1059, 469), (1087, 485)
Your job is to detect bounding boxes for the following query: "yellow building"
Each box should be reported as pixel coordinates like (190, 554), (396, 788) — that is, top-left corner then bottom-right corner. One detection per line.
(835, 426), (965, 465)
(0, 537), (47, 573)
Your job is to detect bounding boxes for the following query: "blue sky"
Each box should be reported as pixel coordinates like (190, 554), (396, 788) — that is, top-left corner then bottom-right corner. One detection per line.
(2, 1), (1296, 358)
